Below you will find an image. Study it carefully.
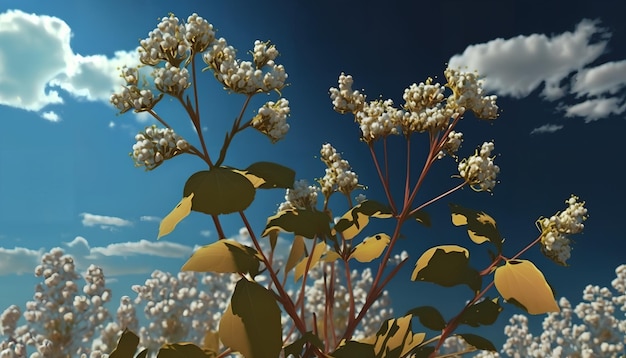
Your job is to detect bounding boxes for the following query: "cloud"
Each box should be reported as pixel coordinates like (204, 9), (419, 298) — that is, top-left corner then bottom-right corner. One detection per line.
(40, 110), (60, 122)
(90, 239), (192, 258)
(139, 215), (161, 222)
(0, 247), (43, 275)
(448, 19), (626, 126)
(200, 230), (211, 238)
(0, 9), (139, 114)
(80, 213), (132, 229)
(530, 124), (564, 135)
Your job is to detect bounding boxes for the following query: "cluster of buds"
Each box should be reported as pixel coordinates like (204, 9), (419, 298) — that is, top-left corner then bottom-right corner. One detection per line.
(319, 143), (359, 197)
(355, 99), (403, 142)
(457, 141), (500, 191)
(251, 98), (291, 143)
(278, 179), (319, 211)
(131, 125), (190, 170)
(437, 131), (464, 159)
(329, 73), (366, 114)
(444, 68), (499, 120)
(537, 195), (588, 265)
(401, 78), (462, 134)
(110, 67), (162, 114)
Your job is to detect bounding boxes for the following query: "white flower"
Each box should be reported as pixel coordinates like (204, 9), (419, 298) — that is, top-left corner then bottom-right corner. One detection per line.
(329, 73), (366, 114)
(319, 143), (359, 196)
(252, 98), (290, 142)
(278, 179), (319, 211)
(131, 125), (189, 170)
(457, 141), (499, 191)
(355, 99), (403, 142)
(538, 195), (588, 265)
(444, 67), (498, 119)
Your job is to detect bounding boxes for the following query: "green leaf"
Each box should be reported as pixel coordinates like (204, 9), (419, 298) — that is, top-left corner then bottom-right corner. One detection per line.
(110, 329), (140, 358)
(245, 161), (295, 189)
(283, 331), (324, 358)
(183, 168), (256, 215)
(411, 245), (482, 292)
(331, 341), (376, 358)
(458, 297), (503, 327)
(409, 210), (431, 227)
(263, 209), (332, 240)
(405, 306), (446, 331)
(181, 240), (260, 276)
(457, 333), (497, 352)
(349, 233), (391, 263)
(219, 279), (282, 358)
(407, 345), (435, 358)
(494, 259), (559, 314)
(157, 343), (212, 358)
(449, 204), (503, 251)
(136, 349), (148, 358)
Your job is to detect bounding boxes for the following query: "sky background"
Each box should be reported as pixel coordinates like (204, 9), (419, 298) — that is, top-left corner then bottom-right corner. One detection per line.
(1, 0), (625, 351)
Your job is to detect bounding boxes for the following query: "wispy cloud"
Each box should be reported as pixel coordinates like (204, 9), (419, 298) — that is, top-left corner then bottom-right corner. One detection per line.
(0, 9), (138, 114)
(448, 19), (626, 129)
(90, 239), (192, 258)
(80, 213), (132, 230)
(40, 110), (60, 122)
(530, 124), (564, 135)
(199, 230), (211, 238)
(0, 247), (43, 275)
(139, 215), (161, 222)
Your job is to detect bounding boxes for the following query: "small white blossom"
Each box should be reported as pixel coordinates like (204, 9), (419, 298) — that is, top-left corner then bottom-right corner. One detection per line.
(252, 98), (290, 143)
(457, 141), (499, 191)
(444, 68), (498, 119)
(355, 99), (403, 142)
(318, 143), (359, 197)
(278, 179), (319, 211)
(329, 73), (366, 114)
(538, 195), (588, 265)
(131, 125), (189, 170)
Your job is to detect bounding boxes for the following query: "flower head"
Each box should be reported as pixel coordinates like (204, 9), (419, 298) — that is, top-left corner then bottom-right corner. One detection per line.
(252, 98), (290, 143)
(444, 68), (498, 119)
(538, 195), (588, 265)
(131, 125), (189, 170)
(457, 141), (499, 191)
(329, 73), (366, 114)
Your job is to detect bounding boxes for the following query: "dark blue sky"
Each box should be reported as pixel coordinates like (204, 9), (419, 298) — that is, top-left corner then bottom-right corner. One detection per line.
(1, 0), (625, 351)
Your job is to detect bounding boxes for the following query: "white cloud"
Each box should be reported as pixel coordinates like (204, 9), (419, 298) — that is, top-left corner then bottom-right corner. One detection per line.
(530, 124), (564, 135)
(90, 239), (192, 258)
(140, 215), (161, 222)
(0, 247), (43, 275)
(80, 213), (132, 229)
(200, 230), (211, 238)
(448, 19), (626, 125)
(40, 110), (60, 122)
(0, 9), (139, 115)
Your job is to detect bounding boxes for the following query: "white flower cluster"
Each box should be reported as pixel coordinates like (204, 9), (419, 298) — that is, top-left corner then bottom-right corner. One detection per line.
(457, 141), (500, 192)
(319, 143), (359, 197)
(278, 179), (319, 211)
(0, 248), (111, 357)
(401, 78), (461, 134)
(203, 37), (287, 94)
(329, 73), (366, 114)
(355, 99), (403, 142)
(287, 265), (393, 345)
(437, 131), (464, 159)
(444, 68), (499, 120)
(251, 98), (291, 143)
(110, 67), (161, 114)
(152, 62), (190, 97)
(131, 125), (190, 170)
(538, 195), (588, 266)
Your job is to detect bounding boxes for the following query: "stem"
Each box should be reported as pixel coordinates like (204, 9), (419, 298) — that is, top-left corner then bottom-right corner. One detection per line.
(511, 233), (543, 260)
(147, 108), (173, 129)
(215, 95), (254, 167)
(212, 215), (226, 240)
(409, 181), (466, 216)
(368, 142), (397, 213)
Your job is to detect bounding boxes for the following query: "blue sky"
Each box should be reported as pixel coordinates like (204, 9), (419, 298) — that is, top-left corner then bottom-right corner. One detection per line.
(1, 0), (625, 349)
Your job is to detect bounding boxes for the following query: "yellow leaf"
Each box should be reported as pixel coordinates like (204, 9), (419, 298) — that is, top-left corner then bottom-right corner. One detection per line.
(181, 239), (259, 274)
(323, 250), (341, 263)
(219, 302), (252, 358)
(411, 245), (469, 281)
(374, 315), (412, 357)
(494, 259), (559, 314)
(401, 332), (426, 357)
(294, 242), (327, 282)
(285, 235), (305, 278)
(337, 212), (370, 240)
(349, 233), (391, 263)
(158, 193), (194, 239)
(451, 212), (468, 226)
(231, 169), (266, 189)
(202, 330), (219, 355)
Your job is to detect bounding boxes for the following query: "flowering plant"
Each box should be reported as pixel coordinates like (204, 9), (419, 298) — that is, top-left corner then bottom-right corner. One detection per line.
(102, 12), (590, 358)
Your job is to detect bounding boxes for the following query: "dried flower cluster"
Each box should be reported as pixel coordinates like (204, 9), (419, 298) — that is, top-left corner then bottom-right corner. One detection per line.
(538, 195), (589, 265)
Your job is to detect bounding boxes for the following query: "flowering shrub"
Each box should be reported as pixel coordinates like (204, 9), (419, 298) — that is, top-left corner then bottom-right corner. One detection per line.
(100, 11), (596, 358)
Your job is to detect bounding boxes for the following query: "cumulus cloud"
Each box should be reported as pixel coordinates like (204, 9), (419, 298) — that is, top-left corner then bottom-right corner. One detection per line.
(80, 213), (132, 229)
(0, 247), (43, 275)
(448, 18), (626, 129)
(0, 9), (139, 115)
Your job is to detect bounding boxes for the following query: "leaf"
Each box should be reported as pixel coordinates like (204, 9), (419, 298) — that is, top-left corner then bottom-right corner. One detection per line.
(374, 315), (413, 358)
(183, 168), (256, 215)
(411, 245), (482, 292)
(408, 345), (435, 358)
(181, 239), (260, 276)
(457, 333), (497, 352)
(401, 333), (426, 357)
(136, 349), (148, 358)
(110, 329), (140, 358)
(245, 161), (296, 189)
(349, 233), (391, 263)
(331, 341), (376, 358)
(449, 204), (503, 251)
(283, 331), (324, 358)
(158, 194), (194, 239)
(285, 235), (306, 278)
(263, 209), (332, 240)
(157, 343), (212, 358)
(294, 241), (327, 282)
(409, 210), (431, 227)
(405, 306), (446, 331)
(202, 331), (219, 356)
(333, 200), (393, 240)
(494, 259), (559, 314)
(219, 279), (282, 358)
(458, 297), (503, 327)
